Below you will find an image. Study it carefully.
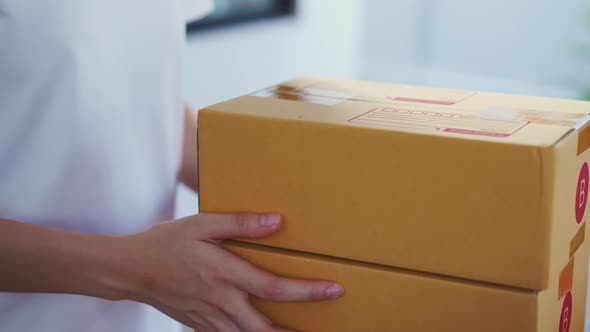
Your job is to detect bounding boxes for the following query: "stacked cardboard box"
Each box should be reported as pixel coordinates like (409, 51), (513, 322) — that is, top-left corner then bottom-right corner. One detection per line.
(198, 78), (590, 331)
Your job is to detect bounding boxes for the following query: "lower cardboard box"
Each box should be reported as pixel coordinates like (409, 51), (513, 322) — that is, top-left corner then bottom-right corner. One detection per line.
(221, 241), (589, 332)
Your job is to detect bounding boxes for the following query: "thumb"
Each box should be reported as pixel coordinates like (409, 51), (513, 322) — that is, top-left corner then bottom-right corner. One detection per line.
(193, 213), (282, 241)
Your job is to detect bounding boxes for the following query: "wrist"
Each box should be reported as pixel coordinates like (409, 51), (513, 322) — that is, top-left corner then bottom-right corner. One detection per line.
(81, 234), (137, 301)
(96, 233), (159, 304)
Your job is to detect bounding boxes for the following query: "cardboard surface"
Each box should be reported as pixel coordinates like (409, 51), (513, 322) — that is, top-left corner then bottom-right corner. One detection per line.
(223, 240), (588, 332)
(198, 77), (590, 291)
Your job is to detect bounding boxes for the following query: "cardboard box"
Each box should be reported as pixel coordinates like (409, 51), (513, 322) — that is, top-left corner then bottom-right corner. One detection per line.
(199, 78), (590, 332)
(199, 78), (590, 290)
(223, 240), (589, 332)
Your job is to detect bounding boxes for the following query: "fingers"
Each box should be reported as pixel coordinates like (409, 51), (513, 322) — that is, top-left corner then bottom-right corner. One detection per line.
(220, 251), (344, 302)
(248, 275), (344, 303)
(194, 213), (282, 241)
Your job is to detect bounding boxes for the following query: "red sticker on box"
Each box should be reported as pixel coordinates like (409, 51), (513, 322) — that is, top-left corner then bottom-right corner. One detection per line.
(575, 163), (589, 224)
(558, 292), (573, 332)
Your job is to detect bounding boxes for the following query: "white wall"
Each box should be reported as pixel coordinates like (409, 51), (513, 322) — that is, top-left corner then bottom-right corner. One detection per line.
(183, 0), (364, 109)
(361, 0), (590, 99)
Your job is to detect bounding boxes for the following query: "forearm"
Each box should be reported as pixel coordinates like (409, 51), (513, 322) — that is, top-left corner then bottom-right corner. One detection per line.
(179, 104), (199, 193)
(0, 219), (128, 300)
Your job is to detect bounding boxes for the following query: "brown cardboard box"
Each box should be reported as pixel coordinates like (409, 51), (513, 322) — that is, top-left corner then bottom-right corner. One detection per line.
(199, 78), (590, 290)
(198, 78), (590, 330)
(223, 240), (589, 332)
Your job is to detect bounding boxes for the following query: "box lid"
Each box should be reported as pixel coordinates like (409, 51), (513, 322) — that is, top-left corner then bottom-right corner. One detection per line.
(211, 77), (590, 146)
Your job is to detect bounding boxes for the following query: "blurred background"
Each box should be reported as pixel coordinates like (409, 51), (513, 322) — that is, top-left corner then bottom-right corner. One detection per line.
(183, 0), (590, 110)
(177, 0), (590, 330)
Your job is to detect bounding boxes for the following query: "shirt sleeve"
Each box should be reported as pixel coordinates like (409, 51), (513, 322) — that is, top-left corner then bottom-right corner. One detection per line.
(185, 0), (214, 22)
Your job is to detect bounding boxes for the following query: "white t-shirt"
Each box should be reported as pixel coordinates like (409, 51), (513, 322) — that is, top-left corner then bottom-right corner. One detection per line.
(0, 1), (211, 331)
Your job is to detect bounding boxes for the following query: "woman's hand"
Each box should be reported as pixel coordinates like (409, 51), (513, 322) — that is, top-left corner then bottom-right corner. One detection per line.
(119, 213), (344, 331)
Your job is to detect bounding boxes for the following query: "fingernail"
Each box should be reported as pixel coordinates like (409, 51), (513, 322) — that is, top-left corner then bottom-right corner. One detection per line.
(260, 214), (281, 227)
(325, 284), (344, 299)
